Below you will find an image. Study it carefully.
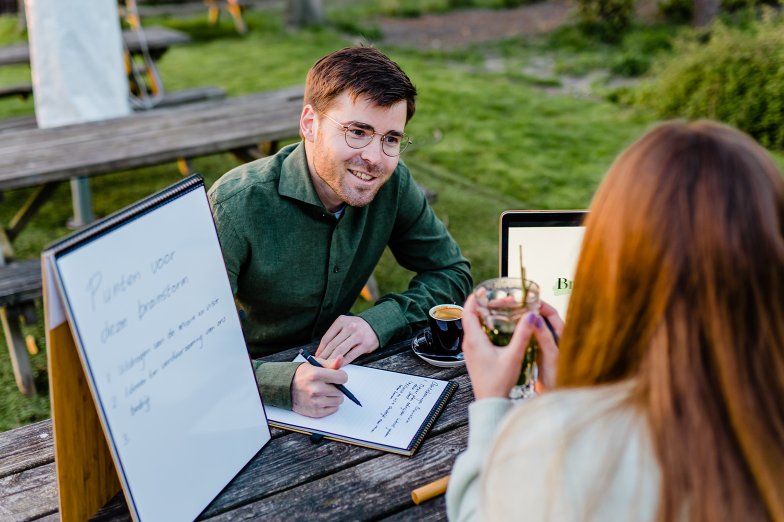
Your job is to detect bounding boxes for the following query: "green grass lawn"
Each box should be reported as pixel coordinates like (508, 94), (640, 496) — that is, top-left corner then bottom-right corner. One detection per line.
(0, 5), (779, 430)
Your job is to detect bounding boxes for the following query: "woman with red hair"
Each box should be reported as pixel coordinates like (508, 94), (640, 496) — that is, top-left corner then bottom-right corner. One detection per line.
(448, 120), (784, 522)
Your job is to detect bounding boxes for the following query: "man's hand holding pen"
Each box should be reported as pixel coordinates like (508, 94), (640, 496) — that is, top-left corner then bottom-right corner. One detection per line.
(292, 349), (363, 418)
(291, 354), (348, 418)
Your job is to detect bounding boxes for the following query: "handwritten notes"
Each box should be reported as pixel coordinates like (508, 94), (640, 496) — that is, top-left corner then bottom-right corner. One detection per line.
(66, 244), (234, 429)
(371, 380), (441, 437)
(266, 357), (454, 454)
(50, 185), (269, 522)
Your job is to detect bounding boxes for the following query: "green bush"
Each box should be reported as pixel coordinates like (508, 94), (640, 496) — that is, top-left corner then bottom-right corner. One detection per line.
(610, 51), (652, 76)
(722, 0), (782, 14)
(610, 27), (674, 76)
(577, 0), (636, 42)
(658, 0), (782, 24)
(629, 15), (784, 149)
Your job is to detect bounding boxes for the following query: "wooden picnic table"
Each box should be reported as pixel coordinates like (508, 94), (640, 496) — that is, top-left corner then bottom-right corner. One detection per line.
(0, 337), (470, 521)
(0, 27), (192, 101)
(0, 27), (190, 67)
(0, 84), (303, 226)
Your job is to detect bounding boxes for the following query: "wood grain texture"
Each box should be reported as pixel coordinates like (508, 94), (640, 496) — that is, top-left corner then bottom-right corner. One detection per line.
(201, 424), (468, 521)
(0, 260), (41, 306)
(0, 420), (54, 478)
(196, 353), (470, 519)
(0, 461), (59, 521)
(0, 115), (36, 134)
(93, 350), (472, 521)
(380, 495), (448, 522)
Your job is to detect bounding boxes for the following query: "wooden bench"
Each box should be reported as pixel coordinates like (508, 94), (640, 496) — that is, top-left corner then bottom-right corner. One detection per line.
(0, 26), (192, 100)
(129, 85), (227, 109)
(0, 86), (228, 127)
(0, 42), (34, 67)
(0, 259), (41, 396)
(0, 27), (190, 67)
(0, 84), (32, 100)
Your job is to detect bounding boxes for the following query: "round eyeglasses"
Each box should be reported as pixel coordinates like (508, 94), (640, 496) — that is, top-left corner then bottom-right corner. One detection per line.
(321, 113), (412, 157)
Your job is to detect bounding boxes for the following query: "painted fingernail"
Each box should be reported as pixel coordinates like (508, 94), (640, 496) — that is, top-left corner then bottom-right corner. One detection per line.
(536, 316), (544, 329)
(527, 313), (537, 325)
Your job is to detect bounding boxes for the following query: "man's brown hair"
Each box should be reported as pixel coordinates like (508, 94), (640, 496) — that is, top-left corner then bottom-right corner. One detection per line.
(304, 46), (417, 122)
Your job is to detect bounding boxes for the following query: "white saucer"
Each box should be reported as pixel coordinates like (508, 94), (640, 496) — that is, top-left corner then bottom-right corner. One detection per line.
(411, 346), (465, 368)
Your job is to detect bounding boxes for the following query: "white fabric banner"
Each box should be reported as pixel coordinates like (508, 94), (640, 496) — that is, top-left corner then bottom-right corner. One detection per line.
(25, 0), (131, 128)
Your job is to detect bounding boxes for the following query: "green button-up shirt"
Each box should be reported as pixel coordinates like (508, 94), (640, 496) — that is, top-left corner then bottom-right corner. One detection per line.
(208, 142), (472, 408)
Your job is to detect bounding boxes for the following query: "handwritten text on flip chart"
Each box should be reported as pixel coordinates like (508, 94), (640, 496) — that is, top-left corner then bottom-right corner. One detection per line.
(83, 251), (229, 425)
(60, 242), (236, 447)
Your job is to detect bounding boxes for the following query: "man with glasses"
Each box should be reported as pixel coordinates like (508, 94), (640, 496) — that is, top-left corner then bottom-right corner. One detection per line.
(208, 47), (472, 417)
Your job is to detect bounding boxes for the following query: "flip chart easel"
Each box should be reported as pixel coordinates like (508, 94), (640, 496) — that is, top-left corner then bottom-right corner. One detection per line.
(43, 175), (270, 521)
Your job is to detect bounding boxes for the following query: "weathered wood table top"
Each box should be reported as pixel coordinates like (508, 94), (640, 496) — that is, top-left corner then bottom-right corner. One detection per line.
(0, 338), (470, 521)
(0, 27), (191, 67)
(0, 259), (40, 306)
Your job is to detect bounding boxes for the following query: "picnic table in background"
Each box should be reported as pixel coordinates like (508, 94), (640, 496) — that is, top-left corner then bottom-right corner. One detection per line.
(0, 27), (192, 101)
(0, 85), (304, 396)
(0, 337), (470, 521)
(135, 0), (327, 33)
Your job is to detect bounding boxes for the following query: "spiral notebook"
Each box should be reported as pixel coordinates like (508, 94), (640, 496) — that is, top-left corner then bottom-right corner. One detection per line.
(266, 356), (457, 456)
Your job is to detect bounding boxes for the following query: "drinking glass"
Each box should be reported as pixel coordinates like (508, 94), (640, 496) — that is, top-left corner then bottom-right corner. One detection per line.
(473, 277), (540, 400)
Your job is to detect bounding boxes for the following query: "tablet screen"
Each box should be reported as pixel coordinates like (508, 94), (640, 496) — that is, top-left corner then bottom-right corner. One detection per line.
(500, 211), (586, 318)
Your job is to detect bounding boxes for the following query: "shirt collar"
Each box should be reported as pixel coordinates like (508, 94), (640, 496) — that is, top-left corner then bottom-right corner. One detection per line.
(332, 205), (346, 220)
(278, 142), (329, 209)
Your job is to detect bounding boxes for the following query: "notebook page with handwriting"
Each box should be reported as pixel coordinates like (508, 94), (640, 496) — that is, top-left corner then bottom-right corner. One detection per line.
(265, 356), (456, 456)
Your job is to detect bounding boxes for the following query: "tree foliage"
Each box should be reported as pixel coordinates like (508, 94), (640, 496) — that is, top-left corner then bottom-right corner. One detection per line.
(630, 14), (784, 149)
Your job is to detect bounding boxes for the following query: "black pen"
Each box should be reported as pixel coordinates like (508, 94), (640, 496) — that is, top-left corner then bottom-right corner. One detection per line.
(299, 349), (362, 407)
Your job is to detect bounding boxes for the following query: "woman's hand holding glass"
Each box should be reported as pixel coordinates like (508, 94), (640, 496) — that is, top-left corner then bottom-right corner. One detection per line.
(461, 293), (563, 400)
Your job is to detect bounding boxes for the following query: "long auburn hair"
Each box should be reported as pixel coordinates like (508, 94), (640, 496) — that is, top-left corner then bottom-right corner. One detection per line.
(557, 120), (784, 521)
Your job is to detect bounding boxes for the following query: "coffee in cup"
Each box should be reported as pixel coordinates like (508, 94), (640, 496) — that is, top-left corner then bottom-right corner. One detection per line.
(431, 306), (462, 321)
(426, 304), (464, 355)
